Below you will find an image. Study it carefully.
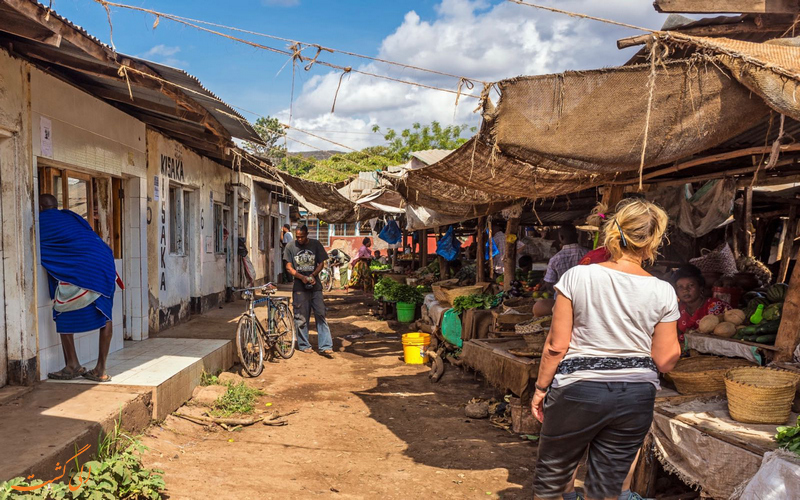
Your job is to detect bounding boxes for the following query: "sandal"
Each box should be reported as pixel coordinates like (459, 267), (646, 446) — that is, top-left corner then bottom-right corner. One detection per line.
(48, 366), (86, 380)
(82, 370), (112, 383)
(299, 348), (313, 353)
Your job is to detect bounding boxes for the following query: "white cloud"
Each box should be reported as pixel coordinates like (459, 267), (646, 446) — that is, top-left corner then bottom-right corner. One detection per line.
(141, 44), (187, 68)
(279, 0), (671, 152)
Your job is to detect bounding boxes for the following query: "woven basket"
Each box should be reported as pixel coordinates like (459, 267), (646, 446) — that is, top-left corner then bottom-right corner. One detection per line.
(523, 332), (547, 350)
(668, 356), (755, 395)
(433, 281), (489, 305)
(724, 367), (800, 424)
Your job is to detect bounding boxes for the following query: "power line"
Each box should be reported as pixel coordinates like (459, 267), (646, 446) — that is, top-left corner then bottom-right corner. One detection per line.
(92, 0), (482, 99)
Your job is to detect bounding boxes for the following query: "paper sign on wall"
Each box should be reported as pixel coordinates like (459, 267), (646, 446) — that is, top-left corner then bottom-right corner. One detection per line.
(205, 235), (213, 254)
(154, 175), (160, 202)
(40, 117), (53, 157)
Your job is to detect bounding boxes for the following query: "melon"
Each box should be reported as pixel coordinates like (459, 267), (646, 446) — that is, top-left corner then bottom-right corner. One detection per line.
(713, 322), (737, 338)
(766, 283), (788, 303)
(698, 314), (720, 334)
(723, 309), (746, 326)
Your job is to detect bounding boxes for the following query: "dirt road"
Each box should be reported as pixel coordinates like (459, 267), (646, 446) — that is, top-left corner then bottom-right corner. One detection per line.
(141, 291), (536, 499)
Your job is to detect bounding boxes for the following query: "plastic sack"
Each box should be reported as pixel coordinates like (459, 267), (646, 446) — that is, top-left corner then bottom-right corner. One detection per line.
(379, 220), (402, 245)
(441, 308), (463, 348)
(436, 226), (462, 262)
(485, 230), (500, 260)
(735, 451), (800, 500)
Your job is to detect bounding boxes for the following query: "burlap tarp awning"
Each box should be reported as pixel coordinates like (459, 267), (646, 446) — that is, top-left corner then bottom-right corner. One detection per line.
(274, 171), (379, 223)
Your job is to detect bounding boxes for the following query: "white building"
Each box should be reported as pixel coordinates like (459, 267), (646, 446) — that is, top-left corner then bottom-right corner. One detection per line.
(0, 1), (290, 386)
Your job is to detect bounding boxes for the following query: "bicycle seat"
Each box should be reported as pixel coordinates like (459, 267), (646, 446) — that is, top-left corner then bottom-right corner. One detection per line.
(261, 284), (277, 295)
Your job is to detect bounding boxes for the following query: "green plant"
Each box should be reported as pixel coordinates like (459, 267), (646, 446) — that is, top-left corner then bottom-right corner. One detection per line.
(776, 415), (800, 455)
(210, 382), (264, 417)
(452, 294), (501, 314)
(0, 417), (165, 500)
(394, 284), (424, 304)
(200, 370), (220, 386)
(369, 261), (391, 271)
(373, 277), (400, 301)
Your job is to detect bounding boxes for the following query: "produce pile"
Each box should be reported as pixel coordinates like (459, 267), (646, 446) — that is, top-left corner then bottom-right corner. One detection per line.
(373, 277), (425, 304)
(369, 261), (391, 271)
(452, 293), (502, 314)
(695, 283), (788, 344)
(776, 415), (800, 456)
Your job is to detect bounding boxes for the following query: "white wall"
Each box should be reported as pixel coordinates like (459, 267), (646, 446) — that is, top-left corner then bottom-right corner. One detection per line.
(146, 129), (237, 332)
(30, 67), (148, 380)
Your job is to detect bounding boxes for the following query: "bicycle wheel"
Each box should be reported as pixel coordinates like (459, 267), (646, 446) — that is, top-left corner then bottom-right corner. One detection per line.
(272, 301), (297, 359)
(320, 267), (334, 292)
(236, 315), (265, 377)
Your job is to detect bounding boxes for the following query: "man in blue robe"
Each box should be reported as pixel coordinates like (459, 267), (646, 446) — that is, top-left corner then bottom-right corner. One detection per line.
(39, 194), (117, 382)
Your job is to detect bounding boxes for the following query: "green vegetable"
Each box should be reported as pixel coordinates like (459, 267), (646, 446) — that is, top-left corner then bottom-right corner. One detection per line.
(776, 415), (800, 456)
(369, 261), (391, 271)
(373, 277), (401, 301)
(755, 319), (781, 335)
(764, 302), (783, 321)
(452, 293), (502, 314)
(754, 334), (777, 344)
(394, 284), (424, 304)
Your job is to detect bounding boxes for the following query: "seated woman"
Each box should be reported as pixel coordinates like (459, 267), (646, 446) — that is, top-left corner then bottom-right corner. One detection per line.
(673, 264), (731, 342)
(348, 237), (375, 293)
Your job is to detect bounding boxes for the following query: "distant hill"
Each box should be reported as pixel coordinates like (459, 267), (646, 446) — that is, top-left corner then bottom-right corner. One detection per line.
(294, 150), (341, 161)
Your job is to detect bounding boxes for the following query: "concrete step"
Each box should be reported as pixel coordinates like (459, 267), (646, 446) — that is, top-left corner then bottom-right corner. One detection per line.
(48, 337), (235, 420)
(0, 384), (152, 482)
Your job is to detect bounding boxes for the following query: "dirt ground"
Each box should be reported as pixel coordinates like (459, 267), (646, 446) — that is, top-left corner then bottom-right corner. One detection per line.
(141, 291), (537, 499)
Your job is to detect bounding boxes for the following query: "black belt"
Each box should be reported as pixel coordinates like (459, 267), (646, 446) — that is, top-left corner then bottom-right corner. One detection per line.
(556, 356), (657, 375)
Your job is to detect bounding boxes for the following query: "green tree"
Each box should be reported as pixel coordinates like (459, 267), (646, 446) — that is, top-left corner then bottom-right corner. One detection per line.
(372, 121), (476, 162)
(243, 116), (287, 164)
(304, 147), (396, 183)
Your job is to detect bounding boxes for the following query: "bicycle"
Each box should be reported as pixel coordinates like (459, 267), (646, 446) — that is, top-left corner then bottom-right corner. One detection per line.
(233, 283), (297, 377)
(318, 262), (335, 292)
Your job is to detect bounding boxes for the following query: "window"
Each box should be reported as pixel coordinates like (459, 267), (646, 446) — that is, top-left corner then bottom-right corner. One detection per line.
(169, 187), (182, 254)
(258, 216), (266, 252)
(214, 203), (224, 254)
(358, 221), (372, 235)
(39, 165), (123, 259)
(183, 191), (191, 254)
(331, 223), (357, 237)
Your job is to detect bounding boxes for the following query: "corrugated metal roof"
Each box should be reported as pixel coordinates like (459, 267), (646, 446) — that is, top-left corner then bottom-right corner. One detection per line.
(0, 0), (261, 164)
(410, 149), (453, 166)
(122, 54), (260, 144)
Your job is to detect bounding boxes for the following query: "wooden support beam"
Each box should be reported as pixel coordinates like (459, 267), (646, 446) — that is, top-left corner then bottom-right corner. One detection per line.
(1, 0), (116, 62)
(744, 186), (754, 257)
(0, 16), (62, 46)
(635, 144), (800, 184)
(79, 83), (206, 122)
(774, 253), (800, 361)
(654, 0), (800, 14)
(617, 21), (788, 49)
(503, 217), (520, 292)
(476, 217), (486, 283)
(420, 230), (428, 269)
(779, 205), (798, 282)
(436, 226), (448, 281)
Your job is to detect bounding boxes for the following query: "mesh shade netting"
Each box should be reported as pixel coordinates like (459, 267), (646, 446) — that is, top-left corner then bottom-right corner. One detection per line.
(274, 170), (379, 223)
(490, 59), (770, 174)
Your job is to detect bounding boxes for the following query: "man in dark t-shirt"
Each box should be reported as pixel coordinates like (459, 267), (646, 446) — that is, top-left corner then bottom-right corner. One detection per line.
(283, 225), (333, 354)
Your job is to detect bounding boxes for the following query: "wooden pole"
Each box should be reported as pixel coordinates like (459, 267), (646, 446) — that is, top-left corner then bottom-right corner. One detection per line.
(744, 186), (754, 257)
(476, 217), (486, 283)
(420, 229), (428, 269)
(503, 216), (521, 292)
(436, 226), (449, 281)
(778, 206), (798, 283)
(774, 255), (800, 361)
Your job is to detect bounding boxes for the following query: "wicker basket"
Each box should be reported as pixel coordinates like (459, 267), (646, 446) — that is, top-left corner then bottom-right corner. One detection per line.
(523, 332), (547, 351)
(433, 281), (490, 305)
(724, 367), (800, 424)
(667, 356), (755, 395)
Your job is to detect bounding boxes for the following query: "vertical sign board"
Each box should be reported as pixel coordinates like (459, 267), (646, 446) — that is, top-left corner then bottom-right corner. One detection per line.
(40, 117), (53, 157)
(153, 175), (160, 202)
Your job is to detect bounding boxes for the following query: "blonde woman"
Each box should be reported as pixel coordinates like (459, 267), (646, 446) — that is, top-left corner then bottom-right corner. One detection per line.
(531, 199), (681, 500)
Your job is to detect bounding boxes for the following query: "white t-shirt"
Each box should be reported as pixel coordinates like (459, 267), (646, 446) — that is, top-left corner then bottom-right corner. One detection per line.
(282, 232), (294, 246)
(552, 264), (680, 388)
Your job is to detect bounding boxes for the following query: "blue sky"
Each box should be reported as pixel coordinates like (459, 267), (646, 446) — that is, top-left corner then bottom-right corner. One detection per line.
(49, 0), (676, 150)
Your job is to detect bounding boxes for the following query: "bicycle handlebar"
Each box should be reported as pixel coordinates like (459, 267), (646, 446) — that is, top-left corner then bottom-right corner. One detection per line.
(232, 283), (277, 294)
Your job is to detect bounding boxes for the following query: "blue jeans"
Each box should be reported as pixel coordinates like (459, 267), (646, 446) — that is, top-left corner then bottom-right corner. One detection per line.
(292, 290), (332, 351)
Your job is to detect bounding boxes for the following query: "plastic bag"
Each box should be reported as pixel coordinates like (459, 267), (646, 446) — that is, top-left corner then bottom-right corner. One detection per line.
(485, 230), (500, 260)
(436, 226), (462, 262)
(379, 219), (402, 245)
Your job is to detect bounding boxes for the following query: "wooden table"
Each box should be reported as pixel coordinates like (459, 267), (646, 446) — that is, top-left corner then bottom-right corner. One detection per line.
(461, 338), (540, 397)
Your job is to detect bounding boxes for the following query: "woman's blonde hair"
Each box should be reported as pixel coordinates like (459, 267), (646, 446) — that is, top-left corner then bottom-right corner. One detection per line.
(603, 198), (669, 265)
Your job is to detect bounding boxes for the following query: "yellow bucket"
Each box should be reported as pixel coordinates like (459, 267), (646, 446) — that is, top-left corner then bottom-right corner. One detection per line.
(402, 332), (431, 364)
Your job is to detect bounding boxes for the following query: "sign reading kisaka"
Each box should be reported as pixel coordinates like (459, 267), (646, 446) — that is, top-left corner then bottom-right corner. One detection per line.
(160, 154), (184, 181)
